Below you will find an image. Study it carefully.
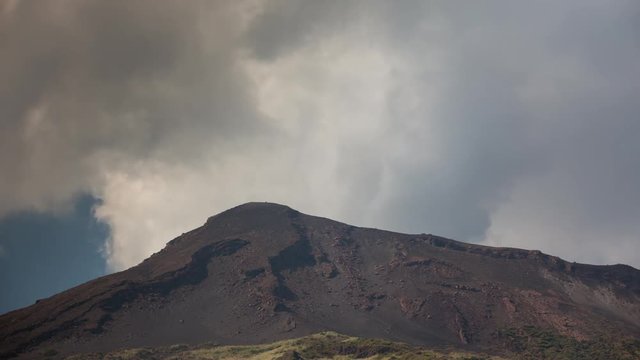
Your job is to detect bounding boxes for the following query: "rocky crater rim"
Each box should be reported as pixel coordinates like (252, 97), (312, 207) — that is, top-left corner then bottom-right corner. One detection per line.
(200, 202), (639, 273)
(205, 202), (294, 223)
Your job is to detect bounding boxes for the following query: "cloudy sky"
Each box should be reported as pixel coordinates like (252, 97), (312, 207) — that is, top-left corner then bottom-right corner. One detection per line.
(1, 0), (639, 313)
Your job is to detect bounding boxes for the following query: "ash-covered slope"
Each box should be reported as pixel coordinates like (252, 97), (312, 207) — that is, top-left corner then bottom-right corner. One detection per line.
(1, 202), (640, 358)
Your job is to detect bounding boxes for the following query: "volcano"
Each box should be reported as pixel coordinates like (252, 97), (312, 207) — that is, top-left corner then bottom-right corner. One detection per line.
(1, 202), (639, 358)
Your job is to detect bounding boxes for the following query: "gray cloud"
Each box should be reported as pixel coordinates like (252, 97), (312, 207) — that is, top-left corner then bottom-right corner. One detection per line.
(1, 0), (639, 270)
(368, 1), (640, 264)
(0, 0), (266, 214)
(244, 0), (358, 60)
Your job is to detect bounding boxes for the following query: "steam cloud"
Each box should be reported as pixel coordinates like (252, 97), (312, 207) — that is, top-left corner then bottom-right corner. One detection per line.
(1, 0), (639, 270)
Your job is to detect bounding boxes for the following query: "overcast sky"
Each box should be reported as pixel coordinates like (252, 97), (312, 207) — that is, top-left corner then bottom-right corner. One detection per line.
(1, 0), (640, 313)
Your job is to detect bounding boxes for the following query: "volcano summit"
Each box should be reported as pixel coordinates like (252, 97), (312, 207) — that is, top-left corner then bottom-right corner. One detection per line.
(1, 202), (639, 358)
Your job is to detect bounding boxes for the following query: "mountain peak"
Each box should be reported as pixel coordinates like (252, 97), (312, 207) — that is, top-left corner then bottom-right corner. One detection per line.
(226, 201), (292, 212)
(205, 201), (295, 224)
(2, 203), (639, 358)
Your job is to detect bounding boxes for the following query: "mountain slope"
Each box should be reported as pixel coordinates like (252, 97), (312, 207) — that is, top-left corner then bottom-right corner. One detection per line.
(1, 202), (639, 358)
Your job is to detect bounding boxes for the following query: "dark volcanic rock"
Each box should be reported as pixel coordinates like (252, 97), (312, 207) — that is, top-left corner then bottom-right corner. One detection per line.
(1, 202), (640, 358)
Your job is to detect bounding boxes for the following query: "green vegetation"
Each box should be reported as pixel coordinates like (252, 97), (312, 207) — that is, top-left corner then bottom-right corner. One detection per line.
(497, 326), (640, 360)
(66, 332), (501, 360)
(64, 329), (640, 359)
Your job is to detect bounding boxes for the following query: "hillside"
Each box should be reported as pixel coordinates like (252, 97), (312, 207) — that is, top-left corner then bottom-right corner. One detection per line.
(1, 202), (639, 359)
(64, 332), (500, 360)
(36, 331), (640, 359)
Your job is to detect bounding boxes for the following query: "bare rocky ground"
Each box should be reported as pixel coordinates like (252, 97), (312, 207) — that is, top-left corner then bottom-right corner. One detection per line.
(1, 202), (639, 359)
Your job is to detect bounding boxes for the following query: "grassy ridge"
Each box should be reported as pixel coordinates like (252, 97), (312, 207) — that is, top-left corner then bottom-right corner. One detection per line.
(497, 326), (640, 360)
(62, 332), (499, 360)
(58, 329), (640, 359)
